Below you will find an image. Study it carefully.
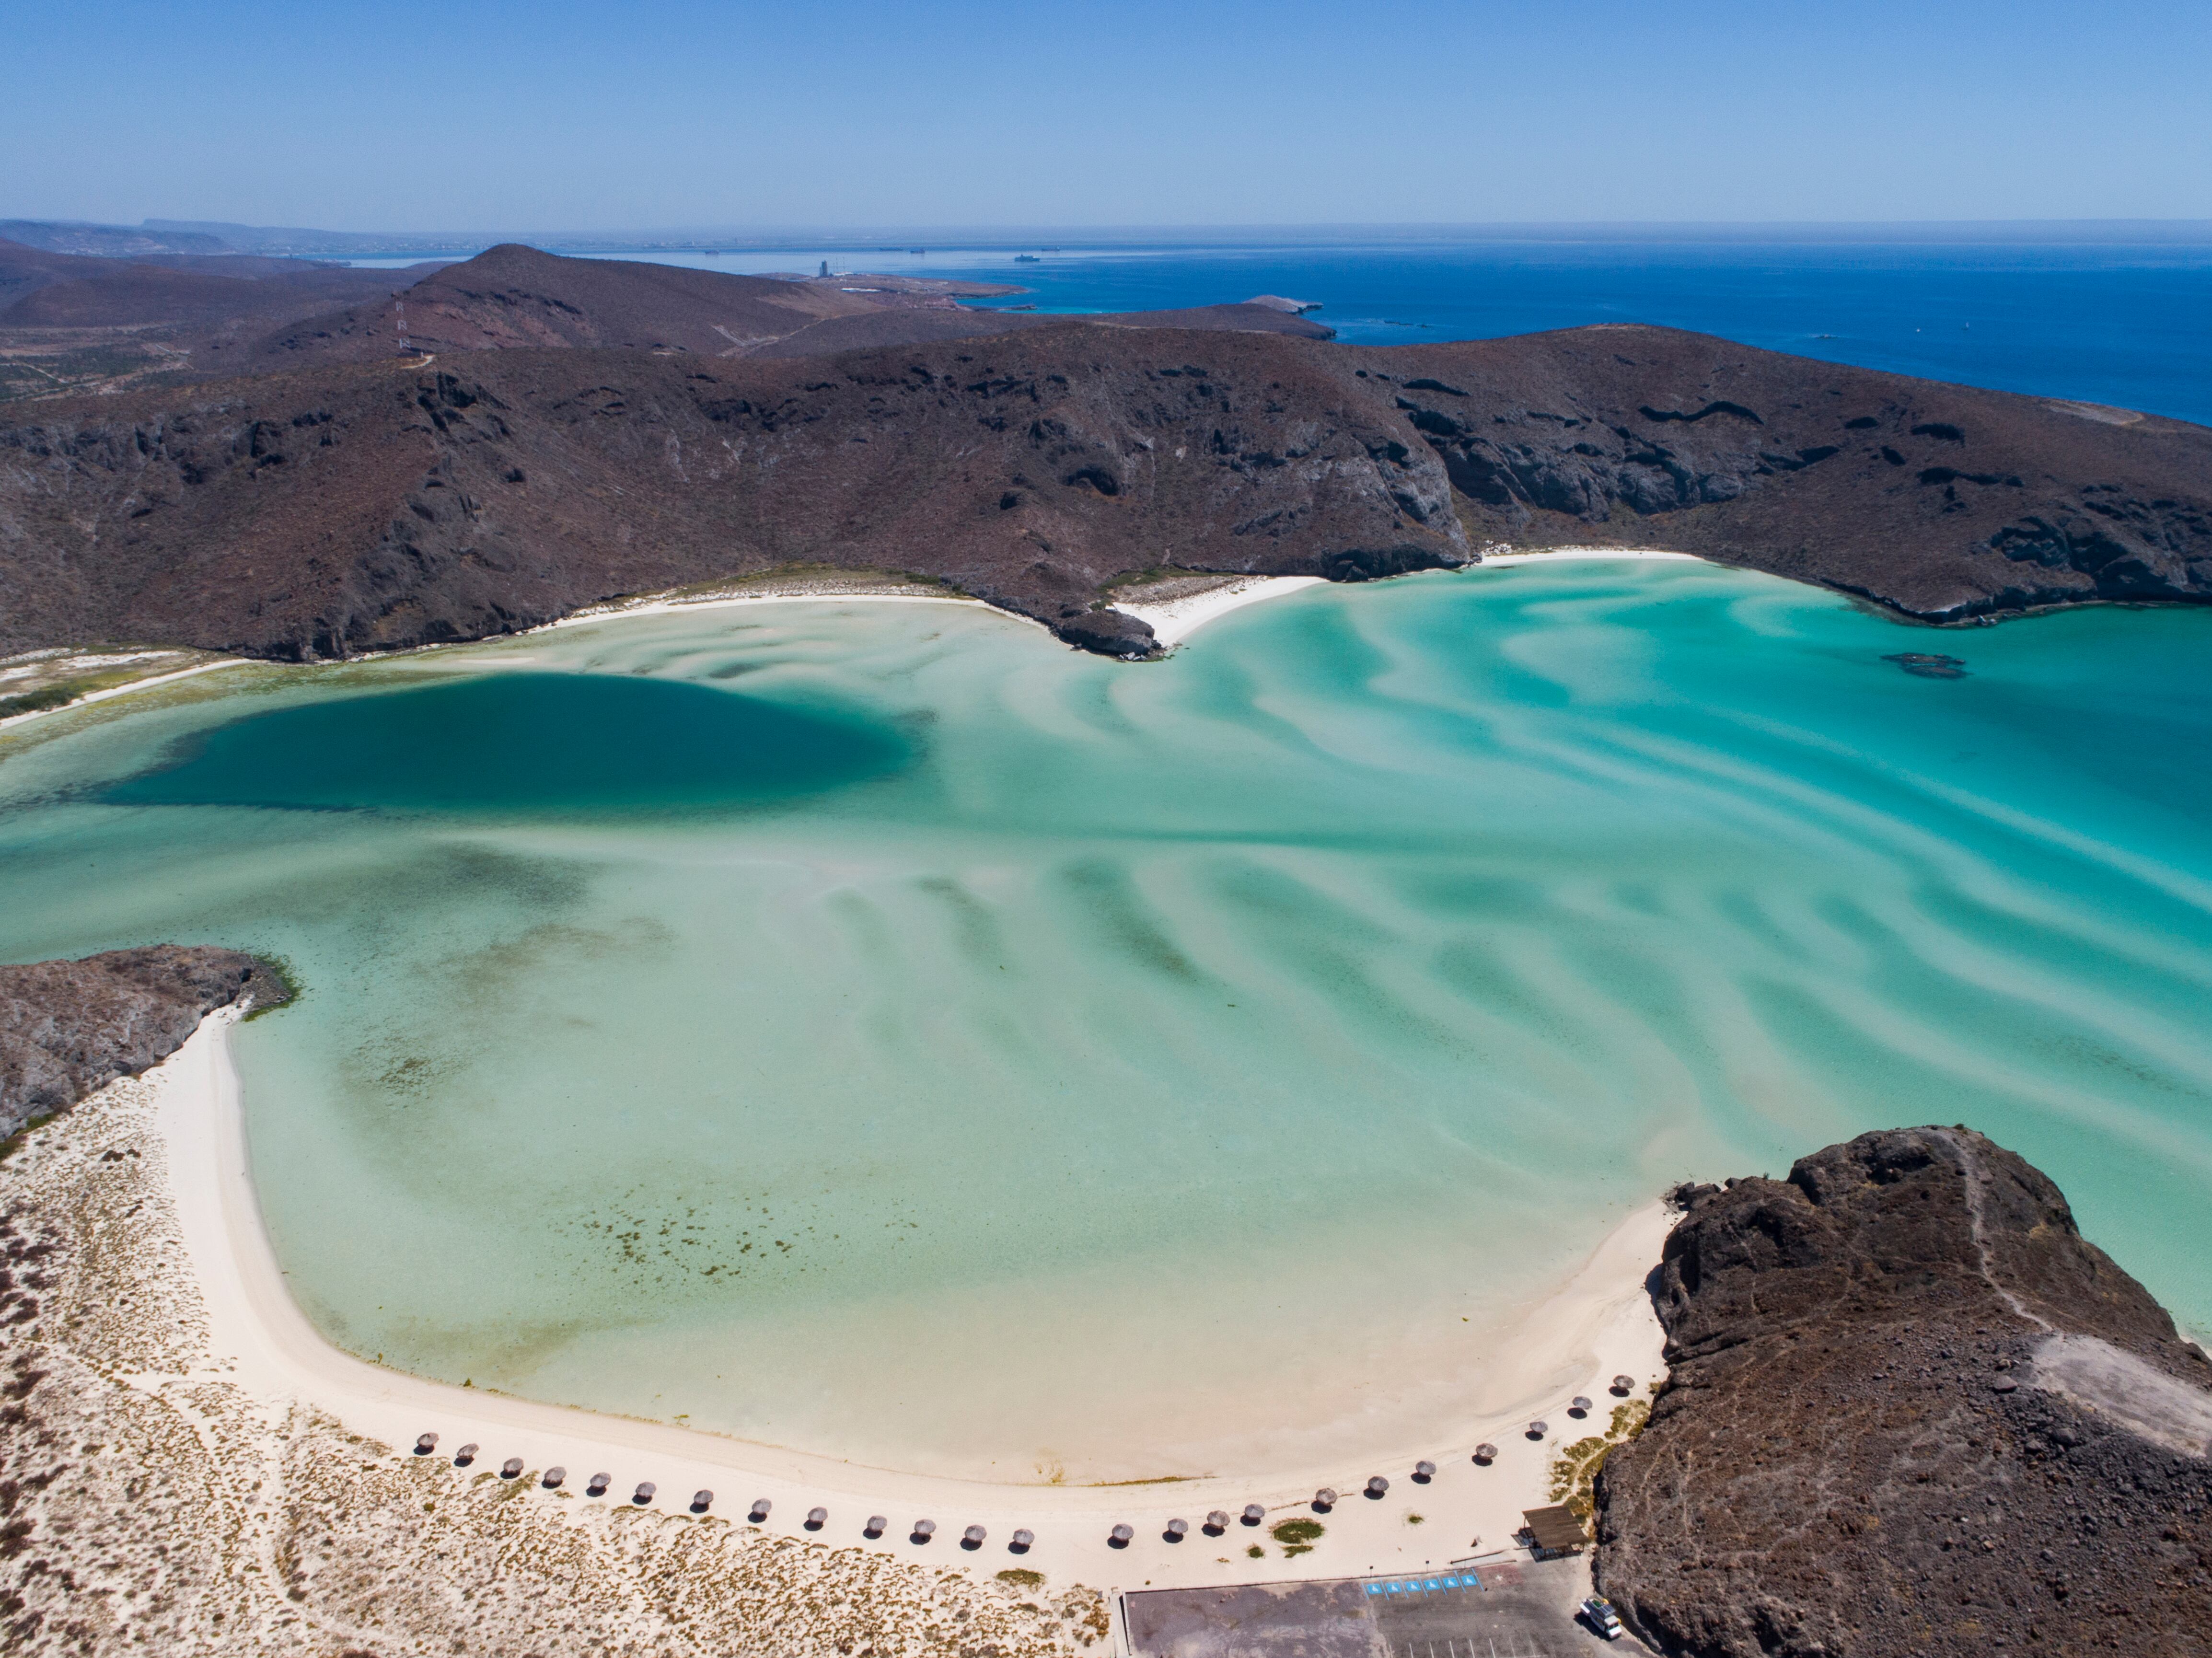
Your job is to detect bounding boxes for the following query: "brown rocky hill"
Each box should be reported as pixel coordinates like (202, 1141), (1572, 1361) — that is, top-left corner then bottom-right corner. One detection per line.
(254, 243), (892, 364)
(1, 323), (2206, 661)
(252, 243), (1330, 367)
(1595, 1127), (2212, 1658)
(0, 238), (433, 331)
(1356, 330), (2212, 617)
(0, 326), (1458, 659)
(0, 948), (287, 1138)
(748, 298), (1333, 359)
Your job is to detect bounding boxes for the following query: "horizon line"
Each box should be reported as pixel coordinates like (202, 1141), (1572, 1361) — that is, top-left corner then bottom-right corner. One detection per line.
(8, 214), (2212, 241)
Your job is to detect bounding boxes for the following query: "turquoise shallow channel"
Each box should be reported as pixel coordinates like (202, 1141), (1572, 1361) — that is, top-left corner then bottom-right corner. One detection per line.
(4, 567), (2210, 1481)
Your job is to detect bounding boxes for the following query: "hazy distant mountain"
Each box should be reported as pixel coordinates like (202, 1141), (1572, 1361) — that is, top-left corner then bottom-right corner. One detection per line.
(256, 243), (892, 363)
(0, 220), (234, 257)
(0, 239), (434, 332)
(140, 219), (488, 257)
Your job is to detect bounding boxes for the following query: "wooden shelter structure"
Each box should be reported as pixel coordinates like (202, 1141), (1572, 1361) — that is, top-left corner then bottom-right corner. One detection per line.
(1520, 1504), (1591, 1557)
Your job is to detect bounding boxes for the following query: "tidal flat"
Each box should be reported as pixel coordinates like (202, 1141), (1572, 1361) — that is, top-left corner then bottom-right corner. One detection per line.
(2, 564), (2208, 1482)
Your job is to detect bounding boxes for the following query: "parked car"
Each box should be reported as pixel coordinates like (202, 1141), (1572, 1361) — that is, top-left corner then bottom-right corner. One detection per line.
(1581, 1596), (1624, 1640)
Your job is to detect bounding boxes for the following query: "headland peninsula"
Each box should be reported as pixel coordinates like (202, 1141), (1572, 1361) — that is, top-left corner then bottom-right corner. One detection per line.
(2, 240), (2208, 694)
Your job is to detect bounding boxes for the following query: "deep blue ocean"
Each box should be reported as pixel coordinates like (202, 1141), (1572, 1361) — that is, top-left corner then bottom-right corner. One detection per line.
(532, 237), (2212, 426)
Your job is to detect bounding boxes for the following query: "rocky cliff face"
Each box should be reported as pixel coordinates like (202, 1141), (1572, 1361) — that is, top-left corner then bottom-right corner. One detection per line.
(1594, 1128), (2212, 1658)
(0, 328), (1465, 660)
(0, 948), (286, 1137)
(1, 323), (2206, 663)
(1369, 330), (2212, 619)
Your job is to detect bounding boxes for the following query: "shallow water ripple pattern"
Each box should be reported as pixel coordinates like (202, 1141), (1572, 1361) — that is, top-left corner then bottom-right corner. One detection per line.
(1, 566), (2206, 1480)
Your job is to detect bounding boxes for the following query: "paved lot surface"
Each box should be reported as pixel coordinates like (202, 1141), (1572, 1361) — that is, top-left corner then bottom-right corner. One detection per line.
(1123, 1555), (1641, 1658)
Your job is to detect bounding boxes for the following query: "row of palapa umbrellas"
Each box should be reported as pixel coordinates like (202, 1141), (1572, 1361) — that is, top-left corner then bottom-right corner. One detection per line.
(407, 1376), (1635, 1552)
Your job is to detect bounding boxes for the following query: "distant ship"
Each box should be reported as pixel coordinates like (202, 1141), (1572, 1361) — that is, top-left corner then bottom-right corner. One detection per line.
(1014, 254), (1041, 263)
(909, 248), (927, 255)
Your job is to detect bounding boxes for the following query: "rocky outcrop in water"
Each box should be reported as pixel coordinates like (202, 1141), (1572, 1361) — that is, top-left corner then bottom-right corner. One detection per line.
(0, 947), (286, 1137)
(1593, 1127), (2212, 1658)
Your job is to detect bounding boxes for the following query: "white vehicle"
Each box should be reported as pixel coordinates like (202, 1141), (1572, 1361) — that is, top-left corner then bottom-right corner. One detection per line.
(1581, 1596), (1624, 1641)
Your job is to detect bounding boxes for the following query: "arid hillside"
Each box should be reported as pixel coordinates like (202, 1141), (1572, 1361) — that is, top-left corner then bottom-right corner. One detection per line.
(0, 241), (415, 331)
(252, 243), (895, 364)
(3, 315), (2207, 660)
(1369, 329), (2212, 617)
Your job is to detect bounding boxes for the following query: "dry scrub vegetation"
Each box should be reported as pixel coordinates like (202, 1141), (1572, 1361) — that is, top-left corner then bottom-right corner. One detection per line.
(0, 1071), (1103, 1656)
(1546, 1398), (1649, 1522)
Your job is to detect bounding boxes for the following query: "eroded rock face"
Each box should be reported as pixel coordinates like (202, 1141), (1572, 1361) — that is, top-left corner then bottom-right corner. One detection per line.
(0, 947), (285, 1136)
(1375, 336), (2212, 621)
(4, 321), (2205, 664)
(1593, 1127), (2212, 1657)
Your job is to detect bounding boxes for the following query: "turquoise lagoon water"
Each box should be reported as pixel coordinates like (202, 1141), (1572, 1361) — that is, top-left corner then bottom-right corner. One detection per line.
(4, 569), (2210, 1479)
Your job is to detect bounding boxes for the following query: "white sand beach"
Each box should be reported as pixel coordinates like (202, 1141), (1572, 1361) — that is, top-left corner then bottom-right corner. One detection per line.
(1112, 553), (1708, 649)
(123, 1010), (1667, 1597)
(1469, 548), (1704, 568)
(1114, 576), (1328, 646)
(538, 587), (1043, 636)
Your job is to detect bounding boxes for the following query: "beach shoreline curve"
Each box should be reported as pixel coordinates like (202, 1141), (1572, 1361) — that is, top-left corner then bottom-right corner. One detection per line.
(138, 1010), (1669, 1586)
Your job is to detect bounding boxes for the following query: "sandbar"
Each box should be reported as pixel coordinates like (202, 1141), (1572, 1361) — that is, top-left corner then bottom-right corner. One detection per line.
(0, 655), (247, 733)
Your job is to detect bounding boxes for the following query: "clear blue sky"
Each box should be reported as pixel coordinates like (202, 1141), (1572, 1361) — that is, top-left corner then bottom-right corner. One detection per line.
(7, 0), (2209, 231)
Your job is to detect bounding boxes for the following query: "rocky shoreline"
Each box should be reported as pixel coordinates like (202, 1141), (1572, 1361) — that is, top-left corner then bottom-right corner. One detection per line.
(0, 947), (286, 1139)
(1594, 1128), (2212, 1658)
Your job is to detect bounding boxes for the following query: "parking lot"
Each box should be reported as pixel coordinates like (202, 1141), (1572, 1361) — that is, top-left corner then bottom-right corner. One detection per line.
(1122, 1554), (1640, 1658)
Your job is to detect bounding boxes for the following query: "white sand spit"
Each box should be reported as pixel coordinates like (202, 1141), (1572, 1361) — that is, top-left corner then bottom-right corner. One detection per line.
(1471, 547), (1706, 568)
(1116, 576), (1326, 645)
(0, 657), (248, 732)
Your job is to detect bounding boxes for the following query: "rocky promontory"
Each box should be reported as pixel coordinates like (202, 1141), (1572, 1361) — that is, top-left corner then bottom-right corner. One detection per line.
(1594, 1127), (2212, 1657)
(0, 243), (2207, 662)
(0, 947), (287, 1137)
